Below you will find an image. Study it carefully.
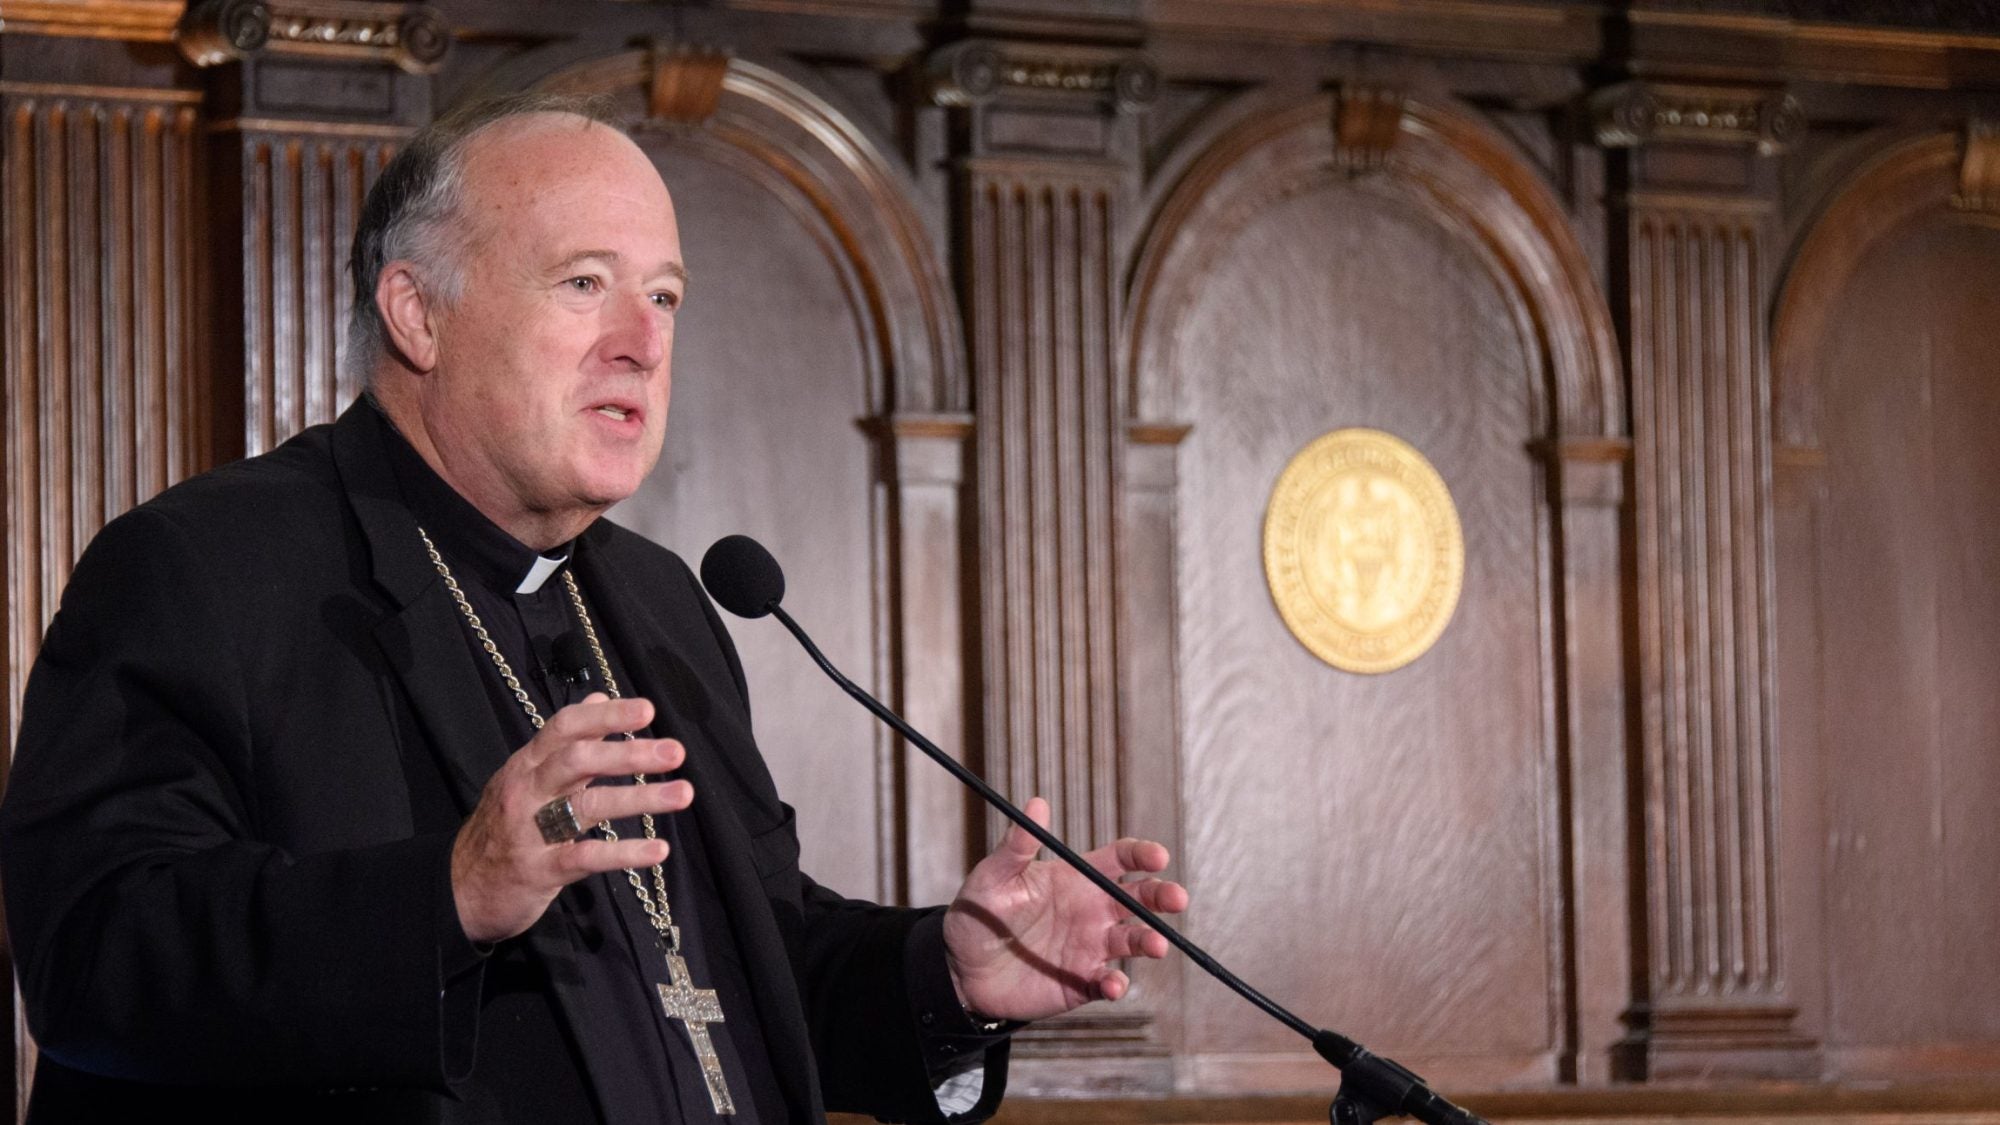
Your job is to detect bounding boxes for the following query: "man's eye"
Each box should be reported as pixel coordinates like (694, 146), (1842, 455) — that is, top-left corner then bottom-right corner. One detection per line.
(650, 291), (681, 311)
(566, 276), (600, 293)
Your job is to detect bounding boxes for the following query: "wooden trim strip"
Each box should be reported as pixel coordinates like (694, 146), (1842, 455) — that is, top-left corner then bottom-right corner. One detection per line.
(0, 82), (203, 104)
(207, 117), (416, 139)
(0, 0), (183, 41)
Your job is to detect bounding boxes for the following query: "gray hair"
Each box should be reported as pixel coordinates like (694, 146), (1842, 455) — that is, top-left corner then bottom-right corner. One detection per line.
(344, 91), (616, 383)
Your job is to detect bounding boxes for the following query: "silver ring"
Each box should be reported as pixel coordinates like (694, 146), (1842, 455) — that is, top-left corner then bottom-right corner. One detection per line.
(534, 794), (586, 845)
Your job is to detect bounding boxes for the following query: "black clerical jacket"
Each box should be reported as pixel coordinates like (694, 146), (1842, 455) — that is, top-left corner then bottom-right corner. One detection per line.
(0, 403), (1006, 1122)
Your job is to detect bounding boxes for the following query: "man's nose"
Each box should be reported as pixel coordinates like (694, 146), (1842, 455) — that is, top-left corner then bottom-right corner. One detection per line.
(603, 292), (667, 371)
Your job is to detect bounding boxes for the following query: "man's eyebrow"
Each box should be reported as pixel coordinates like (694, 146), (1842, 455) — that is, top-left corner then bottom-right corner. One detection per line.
(552, 250), (689, 285)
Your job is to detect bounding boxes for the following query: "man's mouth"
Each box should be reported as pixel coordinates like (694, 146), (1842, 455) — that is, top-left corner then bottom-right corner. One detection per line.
(594, 405), (632, 422)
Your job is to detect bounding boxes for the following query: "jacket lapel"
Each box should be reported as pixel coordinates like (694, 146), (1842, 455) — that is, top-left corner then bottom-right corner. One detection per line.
(574, 530), (824, 1125)
(330, 403), (510, 811)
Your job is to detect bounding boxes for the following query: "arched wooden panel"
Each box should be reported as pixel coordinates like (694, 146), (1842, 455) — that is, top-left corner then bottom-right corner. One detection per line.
(1122, 92), (1625, 1091)
(1771, 131), (2000, 1076)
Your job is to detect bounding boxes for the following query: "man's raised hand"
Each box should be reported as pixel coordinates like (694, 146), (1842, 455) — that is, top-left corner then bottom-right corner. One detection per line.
(450, 693), (692, 944)
(941, 796), (1189, 1022)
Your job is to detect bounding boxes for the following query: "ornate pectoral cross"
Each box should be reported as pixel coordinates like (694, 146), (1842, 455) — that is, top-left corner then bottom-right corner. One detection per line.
(658, 952), (736, 1115)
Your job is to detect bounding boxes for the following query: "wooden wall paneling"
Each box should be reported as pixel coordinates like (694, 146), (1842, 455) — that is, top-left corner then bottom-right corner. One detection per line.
(173, 0), (443, 457)
(1771, 126), (2000, 1079)
(935, 33), (1170, 1092)
(1122, 86), (1623, 1094)
(522, 46), (975, 903)
(0, 75), (206, 1118)
(1597, 79), (1816, 1080)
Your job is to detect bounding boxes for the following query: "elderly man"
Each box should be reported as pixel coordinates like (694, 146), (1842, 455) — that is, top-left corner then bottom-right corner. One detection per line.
(0, 94), (1186, 1123)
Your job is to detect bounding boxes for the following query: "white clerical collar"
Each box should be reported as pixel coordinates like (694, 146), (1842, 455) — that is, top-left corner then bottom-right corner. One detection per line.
(516, 553), (570, 595)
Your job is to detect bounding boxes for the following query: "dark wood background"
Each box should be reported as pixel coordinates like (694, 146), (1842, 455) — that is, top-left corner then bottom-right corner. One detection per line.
(6, 1), (2000, 1122)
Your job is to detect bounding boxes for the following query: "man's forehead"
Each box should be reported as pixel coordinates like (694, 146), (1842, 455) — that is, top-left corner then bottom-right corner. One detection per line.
(460, 114), (667, 198)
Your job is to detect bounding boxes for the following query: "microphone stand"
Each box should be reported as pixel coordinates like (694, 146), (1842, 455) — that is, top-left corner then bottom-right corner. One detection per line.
(764, 601), (1488, 1125)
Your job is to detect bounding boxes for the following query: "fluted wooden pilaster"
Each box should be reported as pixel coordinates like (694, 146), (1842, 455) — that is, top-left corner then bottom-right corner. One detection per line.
(225, 126), (399, 455)
(967, 162), (1124, 856)
(1625, 188), (1815, 1080)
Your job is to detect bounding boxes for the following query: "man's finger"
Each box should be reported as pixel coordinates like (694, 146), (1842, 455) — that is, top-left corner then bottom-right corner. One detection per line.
(1105, 919), (1171, 961)
(531, 695), (656, 758)
(552, 837), (671, 879)
(570, 780), (694, 826)
(1091, 836), (1169, 878)
(534, 737), (684, 794)
(1121, 876), (1189, 915)
(1000, 796), (1051, 861)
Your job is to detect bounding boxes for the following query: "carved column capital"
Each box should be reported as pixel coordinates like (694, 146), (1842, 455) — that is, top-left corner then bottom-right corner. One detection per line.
(176, 0), (448, 73)
(645, 41), (730, 125)
(1590, 81), (1803, 156)
(1953, 117), (2000, 217)
(924, 38), (1156, 114)
(1332, 85), (1407, 175)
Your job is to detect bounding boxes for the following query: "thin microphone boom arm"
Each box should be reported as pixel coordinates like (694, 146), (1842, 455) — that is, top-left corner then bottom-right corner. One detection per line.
(767, 602), (1307, 1037)
(760, 599), (1487, 1125)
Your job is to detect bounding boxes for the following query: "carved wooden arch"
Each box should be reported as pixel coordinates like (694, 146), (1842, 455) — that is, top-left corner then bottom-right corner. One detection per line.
(490, 47), (967, 416)
(1771, 130), (1962, 452)
(1125, 89), (1622, 442)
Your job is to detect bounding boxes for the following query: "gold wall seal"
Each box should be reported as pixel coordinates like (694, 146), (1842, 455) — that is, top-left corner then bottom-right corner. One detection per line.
(1262, 428), (1465, 674)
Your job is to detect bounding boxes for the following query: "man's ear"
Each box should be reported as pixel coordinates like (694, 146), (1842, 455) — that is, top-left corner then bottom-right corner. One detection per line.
(376, 262), (439, 373)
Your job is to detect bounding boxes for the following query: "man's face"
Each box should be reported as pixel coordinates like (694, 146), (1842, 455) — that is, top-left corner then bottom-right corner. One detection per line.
(413, 115), (685, 541)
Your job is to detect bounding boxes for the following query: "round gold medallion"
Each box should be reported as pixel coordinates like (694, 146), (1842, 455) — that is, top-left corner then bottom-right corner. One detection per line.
(1262, 428), (1465, 674)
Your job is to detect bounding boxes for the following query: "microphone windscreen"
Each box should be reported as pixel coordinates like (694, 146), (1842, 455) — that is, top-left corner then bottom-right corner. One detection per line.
(701, 534), (786, 618)
(550, 630), (596, 681)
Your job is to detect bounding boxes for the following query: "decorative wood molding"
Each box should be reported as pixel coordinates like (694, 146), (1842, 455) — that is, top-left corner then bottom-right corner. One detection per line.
(175, 0), (449, 74)
(1331, 85), (1405, 175)
(646, 41), (730, 125)
(0, 0), (185, 41)
(1591, 82), (1804, 155)
(925, 39), (1157, 114)
(1952, 118), (2000, 217)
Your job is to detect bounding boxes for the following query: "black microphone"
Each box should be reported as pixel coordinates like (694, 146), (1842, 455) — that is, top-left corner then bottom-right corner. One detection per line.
(550, 630), (596, 687)
(700, 534), (784, 619)
(697, 535), (1488, 1125)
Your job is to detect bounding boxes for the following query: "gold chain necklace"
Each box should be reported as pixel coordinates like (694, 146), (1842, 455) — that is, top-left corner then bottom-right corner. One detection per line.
(417, 526), (737, 1114)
